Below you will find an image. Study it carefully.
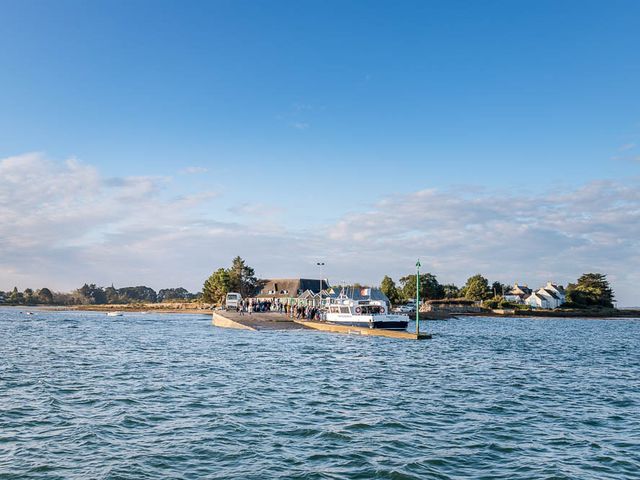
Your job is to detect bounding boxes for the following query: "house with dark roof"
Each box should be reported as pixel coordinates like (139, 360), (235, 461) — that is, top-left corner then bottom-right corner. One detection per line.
(256, 278), (329, 298)
(519, 283), (566, 309)
(504, 283), (533, 304)
(543, 282), (566, 304)
(525, 291), (553, 309)
(507, 281), (566, 308)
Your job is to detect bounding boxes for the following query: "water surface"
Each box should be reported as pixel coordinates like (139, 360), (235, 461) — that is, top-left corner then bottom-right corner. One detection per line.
(1, 308), (639, 479)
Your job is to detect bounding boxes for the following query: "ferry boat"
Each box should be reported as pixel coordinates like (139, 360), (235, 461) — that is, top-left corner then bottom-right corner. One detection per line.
(324, 289), (409, 330)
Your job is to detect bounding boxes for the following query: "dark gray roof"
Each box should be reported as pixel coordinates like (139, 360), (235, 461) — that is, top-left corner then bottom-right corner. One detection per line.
(510, 284), (532, 295)
(257, 278), (328, 297)
(328, 287), (389, 303)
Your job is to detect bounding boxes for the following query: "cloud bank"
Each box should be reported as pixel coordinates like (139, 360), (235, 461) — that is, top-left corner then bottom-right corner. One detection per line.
(1, 153), (638, 306)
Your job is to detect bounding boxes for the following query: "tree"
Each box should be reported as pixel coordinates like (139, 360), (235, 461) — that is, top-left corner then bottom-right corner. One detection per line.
(77, 284), (107, 304)
(36, 288), (54, 304)
(566, 273), (614, 308)
(23, 288), (35, 305)
(228, 256), (258, 297)
(117, 286), (157, 303)
(203, 268), (231, 304)
(399, 273), (445, 301)
(158, 287), (194, 302)
(8, 287), (23, 304)
(490, 281), (509, 298)
(380, 275), (401, 305)
(105, 285), (121, 304)
(442, 283), (461, 298)
(463, 274), (490, 301)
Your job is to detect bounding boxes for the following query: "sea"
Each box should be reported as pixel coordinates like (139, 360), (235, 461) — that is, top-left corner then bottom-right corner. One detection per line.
(1, 307), (639, 479)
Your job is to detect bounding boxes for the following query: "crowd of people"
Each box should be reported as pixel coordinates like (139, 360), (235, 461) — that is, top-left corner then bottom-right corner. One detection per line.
(236, 298), (323, 321)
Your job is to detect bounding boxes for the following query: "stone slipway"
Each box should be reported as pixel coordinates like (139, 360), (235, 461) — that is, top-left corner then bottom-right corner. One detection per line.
(212, 311), (431, 340)
(212, 311), (310, 331)
(294, 320), (432, 340)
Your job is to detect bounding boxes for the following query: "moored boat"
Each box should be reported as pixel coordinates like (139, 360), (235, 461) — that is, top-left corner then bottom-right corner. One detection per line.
(324, 289), (409, 330)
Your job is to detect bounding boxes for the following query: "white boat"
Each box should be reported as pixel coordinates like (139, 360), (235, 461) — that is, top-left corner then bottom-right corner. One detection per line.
(106, 312), (123, 317)
(324, 289), (409, 330)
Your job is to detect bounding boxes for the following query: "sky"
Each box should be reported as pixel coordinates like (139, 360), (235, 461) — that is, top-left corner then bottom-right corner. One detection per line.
(1, 0), (639, 305)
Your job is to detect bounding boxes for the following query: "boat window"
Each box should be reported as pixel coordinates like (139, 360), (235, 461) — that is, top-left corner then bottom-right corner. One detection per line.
(339, 306), (350, 314)
(360, 305), (383, 315)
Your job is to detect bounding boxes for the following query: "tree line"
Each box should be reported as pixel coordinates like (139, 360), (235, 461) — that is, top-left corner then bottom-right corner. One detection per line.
(0, 285), (199, 306)
(1, 253), (615, 311)
(380, 272), (615, 309)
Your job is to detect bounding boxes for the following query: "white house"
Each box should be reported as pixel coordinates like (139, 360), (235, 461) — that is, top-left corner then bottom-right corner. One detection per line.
(525, 291), (553, 309)
(504, 284), (532, 304)
(536, 288), (562, 309)
(543, 282), (566, 304)
(520, 281), (566, 309)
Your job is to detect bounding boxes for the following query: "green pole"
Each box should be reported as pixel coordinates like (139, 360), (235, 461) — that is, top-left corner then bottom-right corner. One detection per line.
(416, 259), (421, 336)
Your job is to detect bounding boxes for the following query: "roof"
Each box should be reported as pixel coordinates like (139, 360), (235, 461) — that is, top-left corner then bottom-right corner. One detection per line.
(327, 287), (390, 303)
(510, 284), (532, 295)
(542, 289), (559, 300)
(256, 278), (329, 298)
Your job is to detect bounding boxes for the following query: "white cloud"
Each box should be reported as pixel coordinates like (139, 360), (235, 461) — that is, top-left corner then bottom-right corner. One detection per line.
(228, 202), (284, 217)
(1, 152), (638, 306)
(318, 181), (640, 306)
(180, 166), (209, 174)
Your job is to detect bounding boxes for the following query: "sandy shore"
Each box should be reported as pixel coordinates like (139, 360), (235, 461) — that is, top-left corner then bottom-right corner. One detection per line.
(44, 304), (214, 314)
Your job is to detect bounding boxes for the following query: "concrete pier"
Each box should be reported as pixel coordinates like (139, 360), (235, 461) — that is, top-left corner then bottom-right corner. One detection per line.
(294, 320), (432, 340)
(212, 311), (310, 331)
(212, 311), (431, 340)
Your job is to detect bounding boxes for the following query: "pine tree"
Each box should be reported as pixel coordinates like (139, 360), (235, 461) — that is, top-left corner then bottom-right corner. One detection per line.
(380, 275), (400, 305)
(566, 273), (614, 308)
(463, 274), (490, 301)
(228, 256), (258, 297)
(202, 268), (231, 304)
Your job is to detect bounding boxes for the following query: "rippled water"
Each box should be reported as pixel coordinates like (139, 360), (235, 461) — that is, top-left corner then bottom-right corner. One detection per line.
(1, 307), (639, 479)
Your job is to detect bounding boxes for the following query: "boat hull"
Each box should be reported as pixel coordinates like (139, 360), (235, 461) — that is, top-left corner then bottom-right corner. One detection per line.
(326, 319), (408, 330)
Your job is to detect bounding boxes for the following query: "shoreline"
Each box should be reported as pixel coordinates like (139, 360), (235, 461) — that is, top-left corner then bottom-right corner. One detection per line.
(4, 304), (638, 319)
(42, 305), (213, 315)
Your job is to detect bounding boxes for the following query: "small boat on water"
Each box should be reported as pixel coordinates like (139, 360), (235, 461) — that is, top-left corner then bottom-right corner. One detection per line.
(106, 312), (123, 317)
(324, 288), (409, 330)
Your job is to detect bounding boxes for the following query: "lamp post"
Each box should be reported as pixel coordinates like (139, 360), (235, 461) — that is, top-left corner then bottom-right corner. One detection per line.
(416, 259), (421, 336)
(316, 262), (325, 307)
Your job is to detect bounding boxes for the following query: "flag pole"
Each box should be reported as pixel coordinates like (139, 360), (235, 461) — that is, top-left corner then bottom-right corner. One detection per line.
(416, 259), (421, 336)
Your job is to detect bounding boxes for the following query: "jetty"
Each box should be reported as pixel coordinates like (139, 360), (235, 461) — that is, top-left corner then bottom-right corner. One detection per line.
(212, 311), (431, 340)
(212, 311), (309, 331)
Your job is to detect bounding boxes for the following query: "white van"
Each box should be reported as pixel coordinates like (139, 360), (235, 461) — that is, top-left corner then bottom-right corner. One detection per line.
(225, 292), (242, 310)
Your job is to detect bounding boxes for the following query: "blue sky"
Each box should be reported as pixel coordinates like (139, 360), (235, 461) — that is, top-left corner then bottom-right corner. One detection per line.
(1, 1), (639, 304)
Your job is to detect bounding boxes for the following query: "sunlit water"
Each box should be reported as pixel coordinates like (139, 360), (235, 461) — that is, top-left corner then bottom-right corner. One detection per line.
(1, 307), (639, 479)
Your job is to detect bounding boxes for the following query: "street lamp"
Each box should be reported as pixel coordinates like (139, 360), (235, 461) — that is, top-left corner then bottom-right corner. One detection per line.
(316, 262), (325, 307)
